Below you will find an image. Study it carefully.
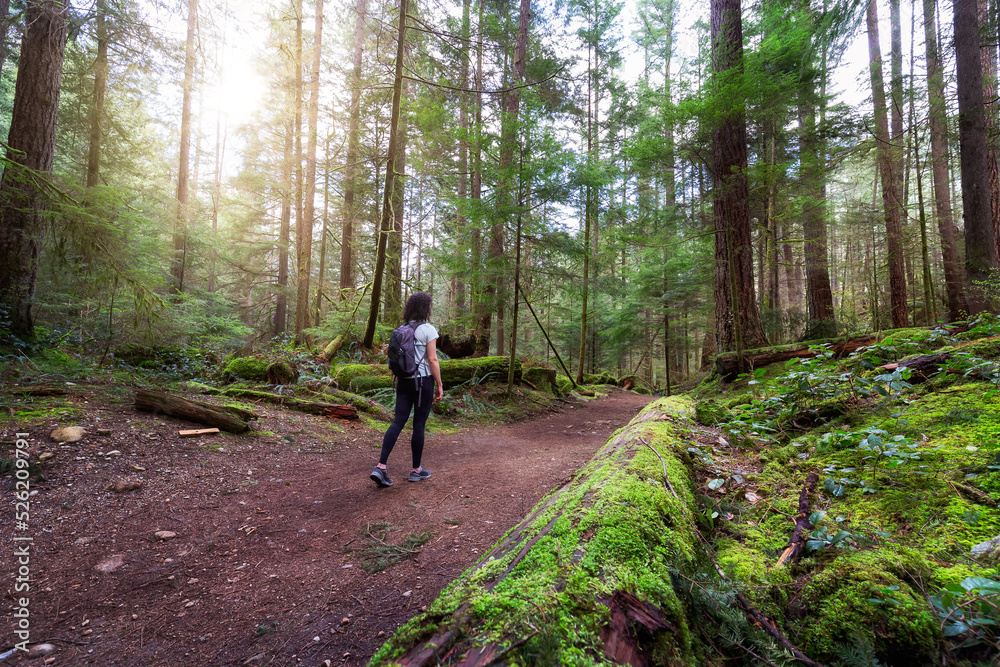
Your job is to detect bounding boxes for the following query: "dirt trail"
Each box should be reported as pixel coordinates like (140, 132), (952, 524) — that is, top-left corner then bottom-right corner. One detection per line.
(1, 389), (653, 666)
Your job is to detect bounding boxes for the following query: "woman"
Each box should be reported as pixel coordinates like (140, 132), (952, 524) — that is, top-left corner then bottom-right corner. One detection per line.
(370, 291), (444, 487)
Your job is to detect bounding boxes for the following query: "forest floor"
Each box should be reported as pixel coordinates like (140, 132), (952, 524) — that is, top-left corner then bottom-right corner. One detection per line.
(1, 384), (653, 666)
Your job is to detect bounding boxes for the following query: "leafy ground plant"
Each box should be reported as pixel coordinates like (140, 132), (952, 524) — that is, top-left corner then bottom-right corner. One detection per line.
(358, 522), (433, 573)
(930, 576), (1000, 652)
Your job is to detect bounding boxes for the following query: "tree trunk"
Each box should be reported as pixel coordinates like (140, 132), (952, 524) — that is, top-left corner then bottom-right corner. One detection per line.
(340, 0), (366, 300)
(867, 0), (908, 327)
(954, 0), (997, 311)
(171, 0), (198, 293)
(798, 91), (835, 338)
(711, 0), (767, 355)
(385, 67), (410, 325)
(923, 0), (967, 320)
(0, 0), (10, 70)
(275, 120), (293, 337)
(363, 0), (408, 348)
(452, 0), (471, 327)
(86, 0), (108, 188)
(980, 0), (1000, 265)
(0, 0), (67, 339)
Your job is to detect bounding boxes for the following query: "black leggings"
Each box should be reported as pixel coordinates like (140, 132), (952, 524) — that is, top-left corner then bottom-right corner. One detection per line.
(379, 375), (434, 469)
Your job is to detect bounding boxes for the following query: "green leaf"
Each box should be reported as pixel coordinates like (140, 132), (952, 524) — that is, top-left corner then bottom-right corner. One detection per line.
(708, 478), (725, 490)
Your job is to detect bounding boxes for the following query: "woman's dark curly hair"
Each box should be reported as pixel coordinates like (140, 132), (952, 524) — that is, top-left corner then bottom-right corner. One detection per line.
(402, 291), (433, 322)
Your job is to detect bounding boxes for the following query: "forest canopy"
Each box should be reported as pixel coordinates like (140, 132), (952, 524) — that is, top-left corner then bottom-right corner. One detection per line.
(0, 0), (998, 385)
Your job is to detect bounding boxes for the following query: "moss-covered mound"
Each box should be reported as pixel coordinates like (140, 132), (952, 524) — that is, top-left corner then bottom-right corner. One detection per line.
(223, 356), (270, 382)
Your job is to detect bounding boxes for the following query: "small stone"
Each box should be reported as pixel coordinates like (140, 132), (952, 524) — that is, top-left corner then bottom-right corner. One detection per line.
(132, 614), (139, 620)
(51, 426), (86, 443)
(26, 643), (55, 659)
(312, 636), (320, 642)
(106, 450), (122, 457)
(45, 658), (56, 665)
(340, 617), (351, 626)
(343, 653), (351, 659)
(154, 531), (177, 540)
(187, 577), (199, 584)
(185, 601), (195, 608)
(97, 428), (112, 436)
(75, 537), (95, 546)
(377, 631), (385, 638)
(82, 629), (93, 636)
(402, 590), (412, 597)
(81, 619), (90, 627)
(130, 464), (147, 472)
(38, 452), (54, 461)
(972, 535), (1000, 558)
(107, 481), (143, 493)
(95, 554), (125, 573)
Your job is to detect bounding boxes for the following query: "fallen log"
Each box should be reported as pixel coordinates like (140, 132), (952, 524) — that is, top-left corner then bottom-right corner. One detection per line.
(333, 356), (521, 392)
(370, 399), (702, 666)
(302, 384), (392, 420)
(5, 385), (69, 397)
(134, 390), (250, 433)
(220, 388), (357, 419)
(715, 336), (878, 382)
(777, 472), (820, 566)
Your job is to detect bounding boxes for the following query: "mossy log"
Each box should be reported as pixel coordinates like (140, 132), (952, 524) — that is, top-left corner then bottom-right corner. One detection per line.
(302, 383), (392, 420)
(220, 388), (357, 419)
(715, 335), (878, 381)
(134, 390), (250, 433)
(522, 367), (558, 395)
(370, 398), (703, 666)
(333, 357), (521, 392)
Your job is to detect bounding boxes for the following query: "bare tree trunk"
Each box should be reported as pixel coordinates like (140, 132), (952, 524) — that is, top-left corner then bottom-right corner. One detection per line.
(385, 72), (408, 325)
(866, 0), (908, 327)
(451, 0), (471, 328)
(711, 0), (767, 355)
(86, 0), (108, 188)
(340, 0), (366, 300)
(294, 0), (315, 336)
(0, 0), (68, 339)
(979, 0), (1000, 264)
(0, 0), (10, 70)
(922, 0), (966, 319)
(798, 92), (835, 337)
(171, 0), (198, 293)
(954, 0), (997, 311)
(275, 121), (293, 337)
(363, 0), (408, 348)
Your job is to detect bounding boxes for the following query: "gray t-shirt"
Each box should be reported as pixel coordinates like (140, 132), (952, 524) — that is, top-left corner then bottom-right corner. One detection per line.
(410, 322), (438, 378)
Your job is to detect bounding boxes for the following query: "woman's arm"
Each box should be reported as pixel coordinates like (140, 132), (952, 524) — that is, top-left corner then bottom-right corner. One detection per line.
(426, 339), (444, 402)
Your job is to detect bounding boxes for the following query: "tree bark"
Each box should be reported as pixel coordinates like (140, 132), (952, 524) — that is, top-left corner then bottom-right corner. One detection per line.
(954, 0), (997, 311)
(385, 66), (409, 325)
(171, 0), (198, 294)
(979, 0), (1000, 265)
(275, 120), (293, 337)
(866, 0), (908, 327)
(923, 0), (967, 320)
(294, 0), (323, 340)
(86, 0), (108, 188)
(798, 91), (835, 337)
(711, 0), (768, 355)
(340, 0), (366, 300)
(0, 0), (68, 339)
(363, 0), (408, 348)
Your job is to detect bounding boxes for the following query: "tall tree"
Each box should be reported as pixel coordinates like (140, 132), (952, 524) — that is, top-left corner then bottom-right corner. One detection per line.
(171, 0), (198, 293)
(954, 0), (996, 311)
(340, 0), (367, 300)
(363, 0), (408, 348)
(866, 0), (908, 327)
(86, 0), (109, 188)
(922, 0), (966, 319)
(0, 0), (68, 338)
(979, 0), (1000, 262)
(710, 0), (767, 354)
(295, 0), (323, 337)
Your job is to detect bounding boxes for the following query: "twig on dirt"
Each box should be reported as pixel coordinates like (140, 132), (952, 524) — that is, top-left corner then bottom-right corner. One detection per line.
(433, 489), (458, 506)
(525, 395), (558, 412)
(639, 438), (678, 499)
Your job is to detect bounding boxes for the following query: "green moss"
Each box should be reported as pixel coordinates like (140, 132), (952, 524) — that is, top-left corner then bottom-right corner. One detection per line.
(555, 375), (574, 394)
(582, 372), (617, 385)
(523, 367), (559, 395)
(694, 399), (733, 427)
(795, 549), (938, 663)
(224, 357), (269, 382)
